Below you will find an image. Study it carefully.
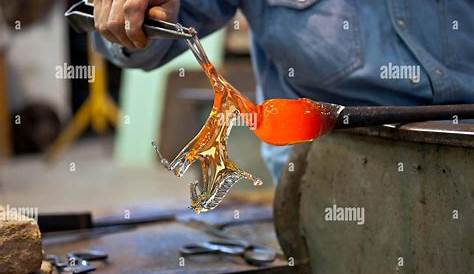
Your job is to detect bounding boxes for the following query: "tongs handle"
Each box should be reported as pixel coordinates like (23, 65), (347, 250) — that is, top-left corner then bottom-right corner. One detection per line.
(65, 0), (193, 39)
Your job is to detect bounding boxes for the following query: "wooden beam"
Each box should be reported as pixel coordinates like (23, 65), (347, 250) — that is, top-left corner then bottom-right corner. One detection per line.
(0, 50), (11, 159)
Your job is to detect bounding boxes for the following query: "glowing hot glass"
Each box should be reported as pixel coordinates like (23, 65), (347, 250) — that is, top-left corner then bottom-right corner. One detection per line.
(154, 33), (342, 213)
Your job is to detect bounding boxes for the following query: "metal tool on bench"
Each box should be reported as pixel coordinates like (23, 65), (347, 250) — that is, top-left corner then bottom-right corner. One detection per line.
(65, 0), (194, 40)
(180, 240), (277, 266)
(46, 250), (108, 273)
(68, 250), (109, 262)
(38, 210), (176, 233)
(180, 220), (277, 266)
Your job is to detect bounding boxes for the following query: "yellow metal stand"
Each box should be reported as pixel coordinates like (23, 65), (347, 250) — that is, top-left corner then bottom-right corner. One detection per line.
(47, 36), (120, 161)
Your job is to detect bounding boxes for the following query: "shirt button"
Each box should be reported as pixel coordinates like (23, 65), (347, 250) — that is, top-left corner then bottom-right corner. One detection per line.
(397, 19), (406, 28)
(434, 68), (444, 77)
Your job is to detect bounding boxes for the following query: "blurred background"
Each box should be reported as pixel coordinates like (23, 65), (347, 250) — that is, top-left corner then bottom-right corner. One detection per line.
(0, 0), (273, 217)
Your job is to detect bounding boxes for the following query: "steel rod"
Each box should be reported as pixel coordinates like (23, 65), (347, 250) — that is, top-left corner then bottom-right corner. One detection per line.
(334, 104), (474, 129)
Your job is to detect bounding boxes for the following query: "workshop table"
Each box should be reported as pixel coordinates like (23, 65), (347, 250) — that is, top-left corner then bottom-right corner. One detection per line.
(42, 205), (291, 274)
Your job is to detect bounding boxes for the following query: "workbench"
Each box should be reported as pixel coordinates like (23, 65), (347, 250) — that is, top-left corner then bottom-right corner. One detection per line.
(42, 205), (291, 274)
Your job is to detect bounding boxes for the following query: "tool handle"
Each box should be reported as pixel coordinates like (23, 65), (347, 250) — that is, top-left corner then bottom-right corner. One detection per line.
(65, 0), (193, 39)
(334, 104), (474, 129)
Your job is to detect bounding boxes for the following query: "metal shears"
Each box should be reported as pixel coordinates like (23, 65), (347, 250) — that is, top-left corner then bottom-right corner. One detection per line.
(179, 220), (277, 266)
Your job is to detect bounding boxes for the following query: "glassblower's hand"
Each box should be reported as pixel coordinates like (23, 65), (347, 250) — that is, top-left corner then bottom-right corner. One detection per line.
(93, 0), (180, 49)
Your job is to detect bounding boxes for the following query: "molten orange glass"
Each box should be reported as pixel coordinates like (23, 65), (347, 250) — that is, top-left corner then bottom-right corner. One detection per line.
(254, 98), (340, 145)
(154, 34), (342, 213)
(202, 63), (340, 146)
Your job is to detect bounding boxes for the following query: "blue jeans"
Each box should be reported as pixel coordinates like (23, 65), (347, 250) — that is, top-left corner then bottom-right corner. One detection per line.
(261, 142), (292, 184)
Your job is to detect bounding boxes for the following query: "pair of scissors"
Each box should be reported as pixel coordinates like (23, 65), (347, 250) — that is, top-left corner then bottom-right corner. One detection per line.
(180, 239), (276, 266)
(179, 220), (277, 266)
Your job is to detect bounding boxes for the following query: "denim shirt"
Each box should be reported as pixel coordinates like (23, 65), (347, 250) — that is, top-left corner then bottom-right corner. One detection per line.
(94, 0), (474, 182)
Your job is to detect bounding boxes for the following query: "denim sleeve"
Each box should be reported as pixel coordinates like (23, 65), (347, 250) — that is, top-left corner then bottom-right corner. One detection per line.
(93, 0), (239, 70)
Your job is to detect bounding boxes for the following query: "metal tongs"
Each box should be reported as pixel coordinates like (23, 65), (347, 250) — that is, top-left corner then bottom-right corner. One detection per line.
(65, 0), (194, 39)
(65, 0), (209, 66)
